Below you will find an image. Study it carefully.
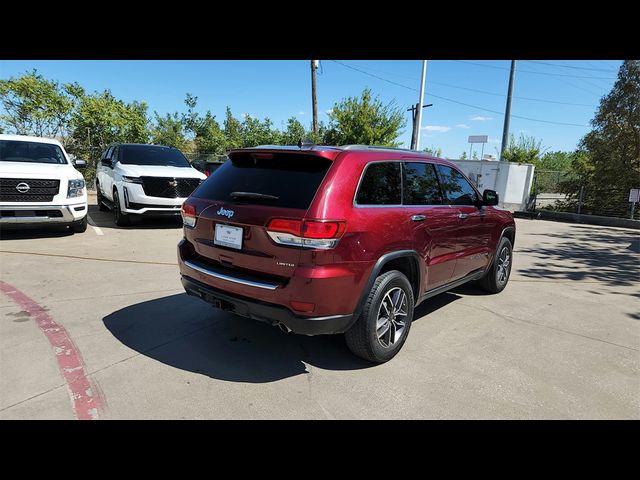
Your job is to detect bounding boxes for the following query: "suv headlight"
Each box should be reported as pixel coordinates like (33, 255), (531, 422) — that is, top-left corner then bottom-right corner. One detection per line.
(122, 176), (143, 184)
(67, 179), (85, 198)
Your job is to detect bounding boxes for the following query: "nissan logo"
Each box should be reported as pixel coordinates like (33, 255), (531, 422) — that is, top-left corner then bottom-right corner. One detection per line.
(16, 182), (30, 194)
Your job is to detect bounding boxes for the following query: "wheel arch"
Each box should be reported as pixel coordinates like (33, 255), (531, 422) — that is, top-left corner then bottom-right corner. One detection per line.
(352, 250), (422, 321)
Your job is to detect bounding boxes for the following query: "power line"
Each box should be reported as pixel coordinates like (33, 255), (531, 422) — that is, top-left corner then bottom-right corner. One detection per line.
(523, 60), (619, 73)
(334, 60), (596, 107)
(451, 60), (617, 80)
(330, 60), (589, 127)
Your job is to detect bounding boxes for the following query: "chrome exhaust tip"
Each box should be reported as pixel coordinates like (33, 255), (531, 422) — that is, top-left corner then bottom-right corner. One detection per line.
(276, 322), (291, 333)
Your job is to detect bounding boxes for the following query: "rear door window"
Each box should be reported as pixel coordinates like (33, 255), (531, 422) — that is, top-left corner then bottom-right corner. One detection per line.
(436, 165), (478, 206)
(193, 152), (332, 210)
(355, 162), (402, 205)
(403, 162), (443, 205)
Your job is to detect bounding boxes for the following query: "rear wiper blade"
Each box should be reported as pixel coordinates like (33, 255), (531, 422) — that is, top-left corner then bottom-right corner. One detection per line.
(230, 191), (279, 201)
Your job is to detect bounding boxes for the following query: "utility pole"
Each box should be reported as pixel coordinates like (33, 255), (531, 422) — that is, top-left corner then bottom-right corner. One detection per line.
(414, 60), (428, 151)
(500, 60), (516, 160)
(311, 60), (319, 136)
(408, 103), (433, 150)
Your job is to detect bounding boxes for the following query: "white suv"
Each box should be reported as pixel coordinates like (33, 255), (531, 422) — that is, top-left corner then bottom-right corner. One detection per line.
(96, 143), (206, 226)
(0, 134), (88, 233)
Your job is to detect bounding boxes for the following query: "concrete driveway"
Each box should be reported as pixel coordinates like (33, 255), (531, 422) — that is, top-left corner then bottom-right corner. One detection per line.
(1, 202), (638, 419)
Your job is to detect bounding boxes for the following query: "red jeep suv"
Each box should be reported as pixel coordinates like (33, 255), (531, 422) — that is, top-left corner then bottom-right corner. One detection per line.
(178, 145), (515, 362)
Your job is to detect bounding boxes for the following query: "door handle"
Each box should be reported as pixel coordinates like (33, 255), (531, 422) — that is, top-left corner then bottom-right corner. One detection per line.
(458, 213), (469, 219)
(411, 214), (426, 221)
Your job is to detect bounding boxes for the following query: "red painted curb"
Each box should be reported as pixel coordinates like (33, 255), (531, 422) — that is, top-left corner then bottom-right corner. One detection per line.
(1, 281), (105, 420)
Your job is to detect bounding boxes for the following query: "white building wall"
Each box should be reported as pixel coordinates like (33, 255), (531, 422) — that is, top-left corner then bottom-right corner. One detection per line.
(450, 159), (535, 211)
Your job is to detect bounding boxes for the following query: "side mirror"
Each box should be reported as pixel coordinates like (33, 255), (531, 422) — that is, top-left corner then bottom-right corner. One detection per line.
(483, 189), (499, 206)
(101, 158), (113, 168)
(74, 159), (87, 169)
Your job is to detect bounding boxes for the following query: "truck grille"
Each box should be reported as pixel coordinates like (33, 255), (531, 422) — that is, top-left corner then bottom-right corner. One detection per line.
(140, 177), (201, 198)
(0, 178), (60, 202)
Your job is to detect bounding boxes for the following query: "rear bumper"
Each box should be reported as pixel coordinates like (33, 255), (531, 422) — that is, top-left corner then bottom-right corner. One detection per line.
(0, 203), (87, 225)
(181, 274), (354, 335)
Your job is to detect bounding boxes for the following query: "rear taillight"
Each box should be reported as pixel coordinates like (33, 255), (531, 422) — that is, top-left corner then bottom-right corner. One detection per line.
(266, 219), (346, 249)
(204, 170), (210, 177)
(181, 203), (197, 228)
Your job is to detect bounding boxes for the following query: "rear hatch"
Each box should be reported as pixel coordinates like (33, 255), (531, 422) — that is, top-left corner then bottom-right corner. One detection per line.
(184, 150), (335, 283)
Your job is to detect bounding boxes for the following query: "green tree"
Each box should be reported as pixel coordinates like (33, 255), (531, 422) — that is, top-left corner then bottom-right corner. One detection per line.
(560, 60), (640, 217)
(0, 70), (82, 142)
(223, 107), (243, 150)
(323, 88), (405, 146)
(241, 115), (282, 147)
(178, 94), (226, 154)
(500, 133), (545, 164)
(151, 112), (186, 150)
(281, 117), (306, 144)
(459, 151), (468, 160)
(69, 90), (149, 164)
(537, 150), (574, 171)
(423, 146), (442, 157)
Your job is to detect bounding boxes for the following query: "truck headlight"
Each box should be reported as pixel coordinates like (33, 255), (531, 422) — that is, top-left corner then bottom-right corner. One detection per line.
(67, 179), (85, 198)
(122, 176), (143, 184)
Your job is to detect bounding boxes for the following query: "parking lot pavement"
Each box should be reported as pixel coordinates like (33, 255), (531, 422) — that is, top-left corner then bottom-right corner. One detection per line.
(1, 203), (638, 419)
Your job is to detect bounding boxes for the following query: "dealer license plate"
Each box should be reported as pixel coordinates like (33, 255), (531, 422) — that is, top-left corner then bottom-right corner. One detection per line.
(214, 224), (243, 250)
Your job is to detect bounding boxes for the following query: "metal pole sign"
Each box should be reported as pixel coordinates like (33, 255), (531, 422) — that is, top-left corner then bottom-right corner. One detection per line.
(629, 188), (640, 219)
(468, 135), (488, 160)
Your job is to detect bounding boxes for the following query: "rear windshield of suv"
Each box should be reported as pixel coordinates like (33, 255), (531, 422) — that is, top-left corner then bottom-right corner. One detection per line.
(194, 152), (332, 210)
(119, 145), (190, 167)
(0, 140), (68, 164)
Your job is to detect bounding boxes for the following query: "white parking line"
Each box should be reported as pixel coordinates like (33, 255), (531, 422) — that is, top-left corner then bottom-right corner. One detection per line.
(87, 215), (104, 236)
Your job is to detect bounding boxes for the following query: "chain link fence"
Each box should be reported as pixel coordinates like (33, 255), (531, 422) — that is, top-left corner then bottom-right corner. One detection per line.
(529, 170), (639, 220)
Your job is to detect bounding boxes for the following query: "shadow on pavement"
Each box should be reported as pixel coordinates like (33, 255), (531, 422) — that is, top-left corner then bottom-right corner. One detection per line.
(87, 204), (183, 230)
(517, 224), (639, 287)
(103, 290), (461, 383)
(0, 224), (74, 240)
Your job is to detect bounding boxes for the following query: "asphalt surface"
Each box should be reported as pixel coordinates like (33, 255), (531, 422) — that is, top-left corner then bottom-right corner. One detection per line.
(1, 198), (638, 419)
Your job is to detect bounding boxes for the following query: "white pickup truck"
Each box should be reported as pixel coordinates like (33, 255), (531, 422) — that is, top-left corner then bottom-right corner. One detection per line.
(0, 134), (88, 233)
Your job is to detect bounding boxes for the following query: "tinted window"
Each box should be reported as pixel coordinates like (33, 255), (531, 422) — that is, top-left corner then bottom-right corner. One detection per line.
(102, 146), (113, 160)
(403, 162), (442, 205)
(0, 140), (67, 164)
(356, 162), (401, 205)
(437, 165), (478, 205)
(120, 145), (190, 167)
(194, 153), (331, 210)
(111, 146), (119, 163)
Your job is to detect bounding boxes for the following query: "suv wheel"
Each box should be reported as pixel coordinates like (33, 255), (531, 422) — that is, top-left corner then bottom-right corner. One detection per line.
(96, 182), (109, 211)
(113, 190), (131, 226)
(345, 270), (414, 363)
(70, 216), (88, 233)
(478, 237), (513, 293)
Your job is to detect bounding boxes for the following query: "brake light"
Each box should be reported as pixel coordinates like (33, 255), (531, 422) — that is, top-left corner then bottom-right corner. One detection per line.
(181, 203), (197, 228)
(204, 170), (210, 177)
(266, 219), (346, 249)
(267, 218), (303, 236)
(303, 221), (346, 239)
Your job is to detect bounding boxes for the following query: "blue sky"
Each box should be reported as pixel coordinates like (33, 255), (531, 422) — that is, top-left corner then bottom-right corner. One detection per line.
(0, 59), (623, 158)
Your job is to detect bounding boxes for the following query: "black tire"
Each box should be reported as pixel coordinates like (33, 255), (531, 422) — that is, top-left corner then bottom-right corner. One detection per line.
(113, 189), (131, 226)
(345, 270), (414, 363)
(70, 216), (88, 233)
(478, 237), (513, 293)
(96, 182), (109, 211)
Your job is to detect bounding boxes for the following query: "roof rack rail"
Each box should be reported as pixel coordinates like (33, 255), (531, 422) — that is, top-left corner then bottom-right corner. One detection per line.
(340, 145), (419, 153)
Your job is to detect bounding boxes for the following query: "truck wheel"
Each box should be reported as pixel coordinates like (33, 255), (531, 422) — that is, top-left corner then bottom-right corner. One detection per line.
(345, 270), (414, 363)
(478, 237), (513, 293)
(113, 190), (131, 227)
(96, 182), (109, 211)
(71, 216), (88, 233)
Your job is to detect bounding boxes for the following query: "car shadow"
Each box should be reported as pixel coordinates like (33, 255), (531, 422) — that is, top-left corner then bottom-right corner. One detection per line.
(103, 290), (462, 383)
(87, 204), (183, 230)
(0, 224), (74, 240)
